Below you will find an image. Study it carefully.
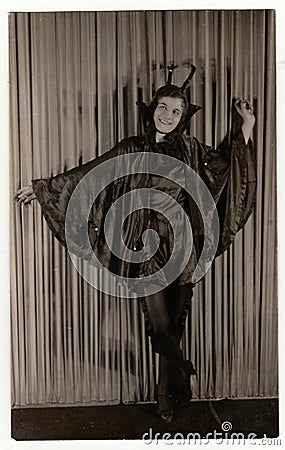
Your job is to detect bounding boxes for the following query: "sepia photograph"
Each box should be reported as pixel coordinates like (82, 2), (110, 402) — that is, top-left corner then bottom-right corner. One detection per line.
(7, 6), (278, 444)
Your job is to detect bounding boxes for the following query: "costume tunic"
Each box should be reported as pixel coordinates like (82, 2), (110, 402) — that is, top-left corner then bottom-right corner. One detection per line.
(32, 130), (256, 288)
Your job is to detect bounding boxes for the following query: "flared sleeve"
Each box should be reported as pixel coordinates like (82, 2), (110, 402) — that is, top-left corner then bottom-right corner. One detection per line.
(32, 165), (86, 248)
(32, 138), (137, 253)
(184, 130), (256, 257)
(215, 131), (256, 254)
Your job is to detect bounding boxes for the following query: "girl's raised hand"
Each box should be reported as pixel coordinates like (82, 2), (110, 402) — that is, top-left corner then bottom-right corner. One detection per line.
(235, 99), (255, 144)
(235, 99), (255, 128)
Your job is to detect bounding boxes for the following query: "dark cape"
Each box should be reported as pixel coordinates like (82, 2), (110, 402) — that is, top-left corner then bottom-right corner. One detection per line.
(32, 129), (256, 287)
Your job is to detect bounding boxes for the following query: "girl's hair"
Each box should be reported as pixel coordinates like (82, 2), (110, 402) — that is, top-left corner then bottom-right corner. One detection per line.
(143, 85), (188, 142)
(136, 81), (200, 143)
(149, 84), (188, 118)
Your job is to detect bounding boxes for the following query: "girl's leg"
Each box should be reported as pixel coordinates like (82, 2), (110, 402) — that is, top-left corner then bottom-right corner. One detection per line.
(143, 289), (185, 363)
(165, 283), (195, 401)
(166, 283), (194, 341)
(142, 288), (189, 420)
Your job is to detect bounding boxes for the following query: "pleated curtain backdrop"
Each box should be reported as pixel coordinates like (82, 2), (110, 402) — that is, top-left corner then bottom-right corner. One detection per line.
(10, 10), (277, 407)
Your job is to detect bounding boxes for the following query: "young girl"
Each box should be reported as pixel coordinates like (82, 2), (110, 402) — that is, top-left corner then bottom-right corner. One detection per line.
(16, 65), (256, 423)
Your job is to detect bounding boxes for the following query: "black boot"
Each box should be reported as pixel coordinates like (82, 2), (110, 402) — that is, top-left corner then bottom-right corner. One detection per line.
(155, 385), (174, 423)
(169, 360), (196, 408)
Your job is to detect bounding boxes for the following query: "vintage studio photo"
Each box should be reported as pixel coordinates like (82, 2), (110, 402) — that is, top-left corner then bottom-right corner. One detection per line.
(10, 9), (278, 441)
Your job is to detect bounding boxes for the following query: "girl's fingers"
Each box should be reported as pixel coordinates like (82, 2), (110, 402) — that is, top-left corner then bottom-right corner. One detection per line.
(15, 192), (35, 205)
(15, 193), (27, 203)
(235, 99), (254, 113)
(16, 191), (27, 200)
(23, 194), (36, 205)
(15, 185), (33, 201)
(15, 188), (25, 198)
(17, 196), (26, 205)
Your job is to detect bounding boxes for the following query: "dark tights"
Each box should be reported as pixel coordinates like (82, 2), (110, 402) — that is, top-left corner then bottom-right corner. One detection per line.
(142, 283), (194, 399)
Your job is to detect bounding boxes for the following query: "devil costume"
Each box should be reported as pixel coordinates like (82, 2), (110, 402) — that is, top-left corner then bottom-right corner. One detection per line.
(32, 131), (255, 282)
(31, 65), (256, 419)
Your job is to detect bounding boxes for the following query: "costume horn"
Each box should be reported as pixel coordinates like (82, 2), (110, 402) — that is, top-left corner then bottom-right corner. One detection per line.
(180, 64), (196, 91)
(167, 64), (178, 85)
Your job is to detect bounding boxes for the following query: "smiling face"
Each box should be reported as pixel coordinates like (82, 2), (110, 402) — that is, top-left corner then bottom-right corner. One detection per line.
(153, 96), (184, 136)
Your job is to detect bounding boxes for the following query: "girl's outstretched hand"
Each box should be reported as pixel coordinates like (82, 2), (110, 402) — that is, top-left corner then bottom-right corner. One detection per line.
(15, 184), (36, 205)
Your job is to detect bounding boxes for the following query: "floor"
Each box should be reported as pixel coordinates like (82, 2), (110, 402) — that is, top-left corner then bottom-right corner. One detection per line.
(11, 398), (279, 441)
